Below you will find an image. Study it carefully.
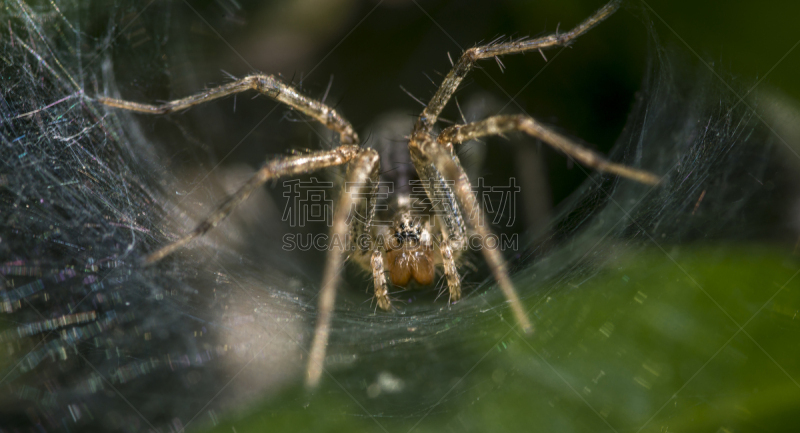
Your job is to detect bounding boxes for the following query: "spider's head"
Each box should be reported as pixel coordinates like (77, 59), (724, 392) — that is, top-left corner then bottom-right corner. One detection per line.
(385, 212), (434, 287)
(391, 213), (423, 246)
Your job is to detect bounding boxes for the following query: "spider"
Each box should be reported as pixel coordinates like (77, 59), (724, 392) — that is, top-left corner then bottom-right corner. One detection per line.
(97, 0), (658, 389)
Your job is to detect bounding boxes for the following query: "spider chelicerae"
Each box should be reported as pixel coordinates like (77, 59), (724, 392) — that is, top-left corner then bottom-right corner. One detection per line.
(98, 0), (658, 389)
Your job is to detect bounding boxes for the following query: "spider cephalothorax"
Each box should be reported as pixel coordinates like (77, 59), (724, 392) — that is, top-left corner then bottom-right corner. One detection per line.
(392, 213), (424, 245)
(98, 0), (658, 389)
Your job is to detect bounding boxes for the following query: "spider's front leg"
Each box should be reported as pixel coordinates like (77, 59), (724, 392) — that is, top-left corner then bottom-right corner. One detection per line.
(306, 148), (380, 389)
(97, 72), (365, 264)
(413, 0), (621, 133)
(409, 132), (533, 334)
(99, 74), (358, 144)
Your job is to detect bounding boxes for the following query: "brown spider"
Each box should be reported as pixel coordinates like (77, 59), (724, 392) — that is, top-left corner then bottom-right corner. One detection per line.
(97, 0), (658, 389)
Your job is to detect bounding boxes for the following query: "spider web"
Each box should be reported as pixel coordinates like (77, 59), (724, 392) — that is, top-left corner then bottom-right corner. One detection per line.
(2, 1), (800, 432)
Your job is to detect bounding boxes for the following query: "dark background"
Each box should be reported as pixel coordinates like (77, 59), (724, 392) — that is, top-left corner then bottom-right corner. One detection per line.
(101, 0), (800, 229)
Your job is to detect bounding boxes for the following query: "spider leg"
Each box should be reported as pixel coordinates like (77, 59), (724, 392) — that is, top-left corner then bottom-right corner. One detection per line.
(145, 145), (361, 263)
(98, 74), (358, 144)
(409, 133), (532, 334)
(414, 0), (620, 133)
(371, 250), (391, 310)
(306, 149), (380, 389)
(438, 114), (660, 185)
(438, 233), (462, 303)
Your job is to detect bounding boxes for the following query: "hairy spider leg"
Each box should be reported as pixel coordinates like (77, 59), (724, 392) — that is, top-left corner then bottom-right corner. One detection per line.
(99, 74), (358, 144)
(145, 146), (362, 263)
(371, 250), (391, 310)
(306, 149), (380, 389)
(414, 0), (621, 134)
(438, 229), (462, 303)
(439, 114), (661, 185)
(410, 132), (533, 333)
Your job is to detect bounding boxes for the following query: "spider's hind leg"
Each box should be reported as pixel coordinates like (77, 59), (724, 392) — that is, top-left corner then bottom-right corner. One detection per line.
(414, 0), (621, 133)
